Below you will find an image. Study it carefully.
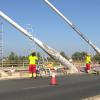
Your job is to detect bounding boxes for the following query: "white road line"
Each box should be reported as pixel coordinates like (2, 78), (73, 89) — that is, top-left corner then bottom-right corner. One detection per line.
(22, 85), (51, 90)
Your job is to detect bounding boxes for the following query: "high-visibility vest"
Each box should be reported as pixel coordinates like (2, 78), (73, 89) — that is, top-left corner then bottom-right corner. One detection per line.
(29, 55), (38, 64)
(86, 55), (91, 64)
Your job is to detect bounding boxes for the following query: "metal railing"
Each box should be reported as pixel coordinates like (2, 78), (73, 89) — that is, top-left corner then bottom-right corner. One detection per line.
(0, 60), (29, 68)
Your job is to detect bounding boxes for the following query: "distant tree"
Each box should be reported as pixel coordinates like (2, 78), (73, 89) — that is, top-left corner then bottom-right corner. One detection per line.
(72, 51), (87, 61)
(72, 52), (80, 60)
(80, 52), (87, 60)
(18, 56), (28, 62)
(8, 52), (16, 60)
(8, 52), (18, 66)
(93, 54), (100, 63)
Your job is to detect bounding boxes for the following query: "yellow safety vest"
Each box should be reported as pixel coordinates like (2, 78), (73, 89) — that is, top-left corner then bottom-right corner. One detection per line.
(29, 55), (38, 64)
(86, 56), (91, 64)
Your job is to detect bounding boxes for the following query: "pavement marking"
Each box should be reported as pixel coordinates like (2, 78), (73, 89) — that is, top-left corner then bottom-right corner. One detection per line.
(22, 85), (52, 90)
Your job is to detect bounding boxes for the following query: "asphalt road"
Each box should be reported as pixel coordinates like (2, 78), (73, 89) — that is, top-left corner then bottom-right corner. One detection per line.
(0, 74), (100, 100)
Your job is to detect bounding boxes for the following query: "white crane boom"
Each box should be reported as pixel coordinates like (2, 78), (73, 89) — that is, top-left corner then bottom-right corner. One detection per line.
(0, 11), (78, 73)
(44, 0), (100, 54)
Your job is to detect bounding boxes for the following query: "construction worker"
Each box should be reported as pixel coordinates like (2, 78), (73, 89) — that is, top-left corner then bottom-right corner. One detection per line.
(85, 54), (91, 73)
(29, 52), (38, 79)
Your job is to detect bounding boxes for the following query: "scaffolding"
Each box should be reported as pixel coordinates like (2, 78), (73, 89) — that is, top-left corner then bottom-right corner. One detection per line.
(0, 19), (3, 68)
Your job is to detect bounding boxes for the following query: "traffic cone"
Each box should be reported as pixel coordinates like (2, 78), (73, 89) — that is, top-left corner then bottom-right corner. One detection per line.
(50, 73), (57, 85)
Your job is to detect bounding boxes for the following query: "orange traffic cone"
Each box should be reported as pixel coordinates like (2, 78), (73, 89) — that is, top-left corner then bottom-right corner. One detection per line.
(50, 73), (57, 85)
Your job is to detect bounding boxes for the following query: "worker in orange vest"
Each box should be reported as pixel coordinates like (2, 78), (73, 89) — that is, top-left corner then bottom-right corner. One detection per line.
(85, 54), (91, 73)
(29, 52), (38, 79)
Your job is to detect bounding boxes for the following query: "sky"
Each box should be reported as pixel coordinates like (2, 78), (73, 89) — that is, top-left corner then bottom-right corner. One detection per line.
(0, 0), (100, 57)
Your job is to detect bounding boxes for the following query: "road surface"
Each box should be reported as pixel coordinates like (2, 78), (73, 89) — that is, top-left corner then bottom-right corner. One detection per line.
(0, 74), (100, 100)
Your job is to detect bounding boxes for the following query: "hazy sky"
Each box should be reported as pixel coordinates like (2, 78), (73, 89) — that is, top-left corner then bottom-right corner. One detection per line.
(0, 0), (100, 57)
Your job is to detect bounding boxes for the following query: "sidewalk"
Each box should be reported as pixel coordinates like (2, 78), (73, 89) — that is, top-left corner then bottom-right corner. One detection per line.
(0, 72), (29, 80)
